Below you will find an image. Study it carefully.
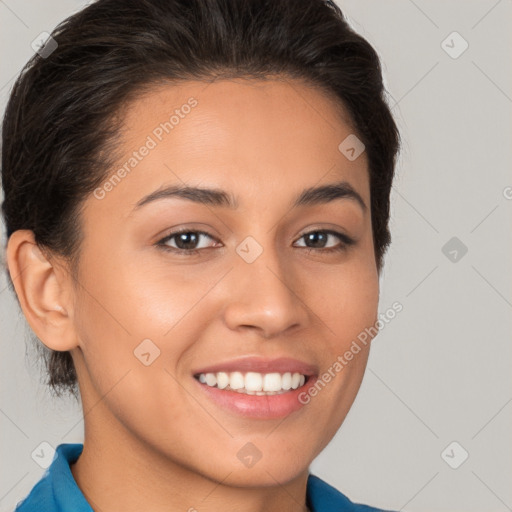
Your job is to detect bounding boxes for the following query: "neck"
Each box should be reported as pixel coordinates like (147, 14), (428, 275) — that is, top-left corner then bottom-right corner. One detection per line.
(70, 415), (311, 512)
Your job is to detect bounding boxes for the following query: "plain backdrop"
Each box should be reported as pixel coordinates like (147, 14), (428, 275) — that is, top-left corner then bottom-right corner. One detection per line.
(1, 1), (511, 511)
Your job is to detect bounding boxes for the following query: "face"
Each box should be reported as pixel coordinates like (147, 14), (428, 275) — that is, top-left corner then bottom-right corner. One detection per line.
(67, 78), (380, 485)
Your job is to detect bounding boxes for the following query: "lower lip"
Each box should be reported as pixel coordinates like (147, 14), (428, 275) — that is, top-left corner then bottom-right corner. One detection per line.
(193, 376), (317, 419)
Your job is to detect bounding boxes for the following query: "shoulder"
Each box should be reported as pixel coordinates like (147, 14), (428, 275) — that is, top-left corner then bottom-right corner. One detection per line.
(14, 443), (91, 512)
(14, 468), (54, 512)
(307, 473), (398, 512)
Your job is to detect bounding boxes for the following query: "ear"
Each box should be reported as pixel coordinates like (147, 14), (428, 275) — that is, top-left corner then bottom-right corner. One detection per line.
(6, 230), (79, 351)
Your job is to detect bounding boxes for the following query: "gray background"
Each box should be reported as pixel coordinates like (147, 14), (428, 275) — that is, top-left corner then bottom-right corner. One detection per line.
(1, 1), (511, 511)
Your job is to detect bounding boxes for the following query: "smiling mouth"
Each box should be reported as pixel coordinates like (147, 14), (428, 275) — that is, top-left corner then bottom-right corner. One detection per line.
(193, 371), (310, 396)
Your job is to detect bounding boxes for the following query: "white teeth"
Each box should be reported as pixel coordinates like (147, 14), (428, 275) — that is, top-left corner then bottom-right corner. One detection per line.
(216, 372), (229, 389)
(229, 371), (244, 390)
(205, 373), (217, 387)
(196, 371), (308, 394)
(263, 373), (283, 392)
(245, 372), (263, 391)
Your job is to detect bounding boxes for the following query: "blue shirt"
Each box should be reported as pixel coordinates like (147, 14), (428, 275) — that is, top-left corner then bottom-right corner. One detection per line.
(14, 444), (396, 512)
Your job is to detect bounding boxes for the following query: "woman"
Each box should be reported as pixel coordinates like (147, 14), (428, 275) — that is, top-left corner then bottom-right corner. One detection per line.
(2, 0), (401, 510)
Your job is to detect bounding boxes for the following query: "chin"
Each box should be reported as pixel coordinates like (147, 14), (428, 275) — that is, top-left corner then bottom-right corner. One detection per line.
(219, 463), (309, 488)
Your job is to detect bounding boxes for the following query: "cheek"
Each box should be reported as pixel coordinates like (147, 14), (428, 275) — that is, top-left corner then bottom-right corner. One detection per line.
(72, 251), (216, 398)
(309, 259), (379, 349)
(75, 249), (200, 342)
(71, 261), (196, 436)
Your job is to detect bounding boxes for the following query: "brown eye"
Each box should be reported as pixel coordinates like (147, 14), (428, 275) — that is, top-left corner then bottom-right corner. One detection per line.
(157, 230), (219, 254)
(294, 230), (355, 253)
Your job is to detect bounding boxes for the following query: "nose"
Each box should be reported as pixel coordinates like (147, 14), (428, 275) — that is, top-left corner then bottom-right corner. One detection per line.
(222, 243), (310, 339)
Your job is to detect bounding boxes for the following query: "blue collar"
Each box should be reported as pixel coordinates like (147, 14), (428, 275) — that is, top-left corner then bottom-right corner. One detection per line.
(15, 443), (392, 512)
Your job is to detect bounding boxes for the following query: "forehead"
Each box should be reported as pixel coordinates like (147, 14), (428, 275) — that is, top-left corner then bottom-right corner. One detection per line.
(90, 78), (370, 216)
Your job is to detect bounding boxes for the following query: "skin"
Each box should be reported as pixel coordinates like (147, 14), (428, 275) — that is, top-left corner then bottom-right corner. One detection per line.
(7, 77), (380, 512)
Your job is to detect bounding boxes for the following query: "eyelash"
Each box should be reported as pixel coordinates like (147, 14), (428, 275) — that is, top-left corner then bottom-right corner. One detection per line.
(155, 228), (355, 256)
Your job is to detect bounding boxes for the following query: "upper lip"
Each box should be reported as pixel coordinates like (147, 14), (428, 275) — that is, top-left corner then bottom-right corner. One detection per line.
(192, 356), (318, 377)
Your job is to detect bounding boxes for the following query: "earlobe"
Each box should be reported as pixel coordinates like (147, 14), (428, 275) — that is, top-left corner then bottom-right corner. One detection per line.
(6, 229), (79, 352)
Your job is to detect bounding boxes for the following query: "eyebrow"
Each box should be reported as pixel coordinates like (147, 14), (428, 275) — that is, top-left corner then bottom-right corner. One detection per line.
(133, 180), (367, 213)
